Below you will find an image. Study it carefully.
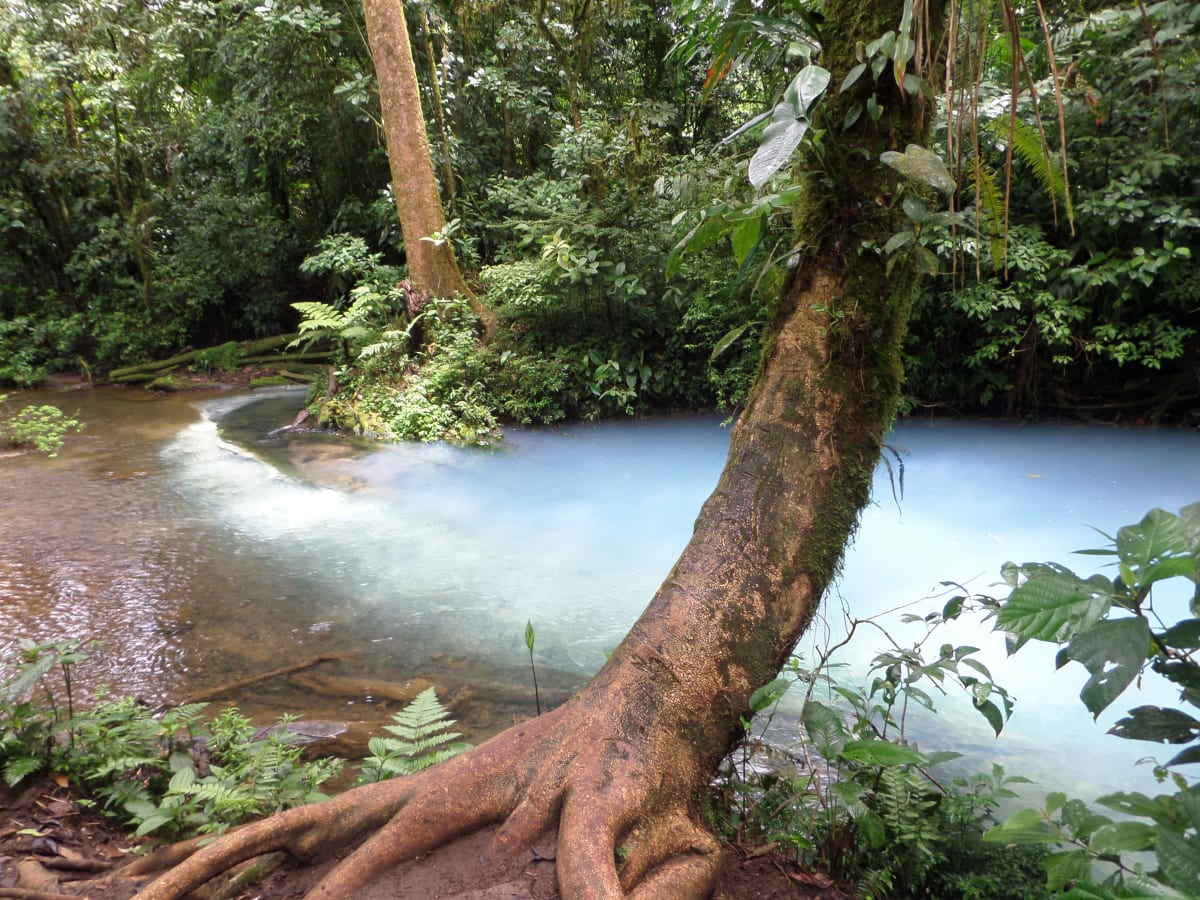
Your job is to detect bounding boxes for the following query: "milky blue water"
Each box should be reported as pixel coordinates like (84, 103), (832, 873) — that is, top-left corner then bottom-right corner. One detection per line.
(3, 385), (1198, 801)
(194, 389), (1200, 799)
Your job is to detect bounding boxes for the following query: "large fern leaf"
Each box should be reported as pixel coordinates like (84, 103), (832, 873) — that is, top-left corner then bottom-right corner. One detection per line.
(986, 117), (1067, 207)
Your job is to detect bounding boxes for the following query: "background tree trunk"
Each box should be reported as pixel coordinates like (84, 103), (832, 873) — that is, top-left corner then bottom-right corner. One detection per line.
(362, 0), (495, 330)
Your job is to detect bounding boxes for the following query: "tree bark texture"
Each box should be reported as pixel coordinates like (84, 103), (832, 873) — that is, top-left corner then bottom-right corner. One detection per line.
(362, 0), (495, 330)
(138, 0), (942, 896)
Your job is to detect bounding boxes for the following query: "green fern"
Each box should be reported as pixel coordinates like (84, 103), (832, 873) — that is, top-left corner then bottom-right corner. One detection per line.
(986, 117), (1069, 214)
(968, 164), (1008, 270)
(358, 687), (471, 783)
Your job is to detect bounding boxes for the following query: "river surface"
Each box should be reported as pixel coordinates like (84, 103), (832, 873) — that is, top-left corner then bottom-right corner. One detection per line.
(2, 385), (1199, 799)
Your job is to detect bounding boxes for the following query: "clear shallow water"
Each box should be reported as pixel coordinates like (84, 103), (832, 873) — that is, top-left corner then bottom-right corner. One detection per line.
(2, 385), (1199, 799)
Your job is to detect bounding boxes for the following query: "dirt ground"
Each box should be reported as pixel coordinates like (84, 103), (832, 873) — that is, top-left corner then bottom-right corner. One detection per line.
(0, 778), (851, 899)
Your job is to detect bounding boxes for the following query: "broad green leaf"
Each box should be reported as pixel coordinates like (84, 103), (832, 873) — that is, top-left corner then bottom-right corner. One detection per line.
(1117, 509), (1187, 574)
(710, 321), (759, 361)
(1108, 706), (1200, 744)
(1067, 617), (1152, 717)
(839, 738), (924, 767)
(1098, 790), (1173, 823)
(1179, 502), (1200, 552)
(783, 64), (831, 117)
(802, 700), (847, 758)
(167, 766), (196, 794)
(1157, 828), (1200, 895)
(883, 230), (914, 254)
(880, 144), (956, 195)
(1116, 873), (1189, 897)
(135, 812), (176, 836)
(748, 107), (809, 190)
(749, 676), (791, 713)
(1165, 745), (1200, 768)
(984, 808), (1058, 845)
(974, 698), (1005, 736)
(524, 620), (535, 651)
(1044, 850), (1091, 893)
(923, 750), (962, 766)
(730, 215), (763, 267)
(901, 195), (927, 222)
(1090, 820), (1157, 852)
(1162, 619), (1200, 651)
(1060, 798), (1113, 840)
(996, 569), (1113, 642)
(840, 62), (867, 94)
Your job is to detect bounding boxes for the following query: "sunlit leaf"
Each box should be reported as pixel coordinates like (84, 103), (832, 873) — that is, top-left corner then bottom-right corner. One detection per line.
(983, 808), (1058, 844)
(996, 568), (1114, 642)
(749, 108), (809, 189)
(880, 144), (956, 195)
(839, 738), (924, 766)
(1091, 820), (1157, 852)
(783, 64), (831, 117)
(1117, 509), (1187, 574)
(1097, 790), (1174, 823)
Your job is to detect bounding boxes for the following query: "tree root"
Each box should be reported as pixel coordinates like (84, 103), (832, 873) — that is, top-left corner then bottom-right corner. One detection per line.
(134, 699), (721, 899)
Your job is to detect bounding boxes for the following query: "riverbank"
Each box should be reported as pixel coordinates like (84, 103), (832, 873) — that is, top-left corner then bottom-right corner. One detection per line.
(2, 774), (846, 899)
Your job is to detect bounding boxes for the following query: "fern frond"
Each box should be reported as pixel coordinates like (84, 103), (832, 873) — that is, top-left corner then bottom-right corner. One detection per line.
(985, 117), (1065, 203)
(357, 687), (471, 782)
(291, 301), (347, 331)
(969, 164), (1007, 270)
(3, 755), (44, 787)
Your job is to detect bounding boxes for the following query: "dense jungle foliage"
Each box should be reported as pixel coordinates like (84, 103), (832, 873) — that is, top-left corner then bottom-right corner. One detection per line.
(1, 0), (1197, 429)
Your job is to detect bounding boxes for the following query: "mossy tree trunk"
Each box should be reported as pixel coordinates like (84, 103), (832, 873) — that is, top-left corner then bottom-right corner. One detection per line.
(362, 0), (495, 331)
(138, 0), (942, 896)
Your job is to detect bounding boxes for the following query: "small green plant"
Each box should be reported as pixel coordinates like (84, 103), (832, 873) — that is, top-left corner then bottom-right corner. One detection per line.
(0, 638), (90, 785)
(357, 687), (471, 783)
(192, 341), (241, 374)
(983, 502), (1200, 896)
(125, 709), (343, 837)
(0, 395), (84, 456)
(525, 620), (541, 715)
(711, 601), (1044, 899)
(1, 639), (342, 839)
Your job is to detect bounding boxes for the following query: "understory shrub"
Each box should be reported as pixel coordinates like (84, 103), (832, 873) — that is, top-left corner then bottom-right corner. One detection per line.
(1, 639), (469, 841)
(0, 394), (84, 455)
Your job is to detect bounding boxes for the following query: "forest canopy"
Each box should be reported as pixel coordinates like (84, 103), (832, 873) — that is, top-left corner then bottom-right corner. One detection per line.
(0, 0), (1197, 425)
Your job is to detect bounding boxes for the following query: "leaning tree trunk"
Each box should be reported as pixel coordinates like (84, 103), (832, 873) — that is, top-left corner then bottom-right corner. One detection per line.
(136, 0), (940, 896)
(363, 0), (496, 332)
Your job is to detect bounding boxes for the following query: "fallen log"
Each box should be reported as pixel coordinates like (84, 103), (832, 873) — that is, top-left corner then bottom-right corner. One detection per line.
(108, 334), (302, 381)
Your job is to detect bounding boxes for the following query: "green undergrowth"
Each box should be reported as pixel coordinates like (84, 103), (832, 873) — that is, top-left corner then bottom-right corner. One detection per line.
(0, 640), (469, 841)
(717, 501), (1200, 898)
(0, 394), (84, 456)
(291, 232), (761, 446)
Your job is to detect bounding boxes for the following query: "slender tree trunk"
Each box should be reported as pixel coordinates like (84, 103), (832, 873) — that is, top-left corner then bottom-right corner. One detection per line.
(362, 0), (495, 331)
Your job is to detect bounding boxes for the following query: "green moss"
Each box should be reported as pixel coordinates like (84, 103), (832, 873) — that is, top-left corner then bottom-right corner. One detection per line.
(248, 376), (291, 389)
